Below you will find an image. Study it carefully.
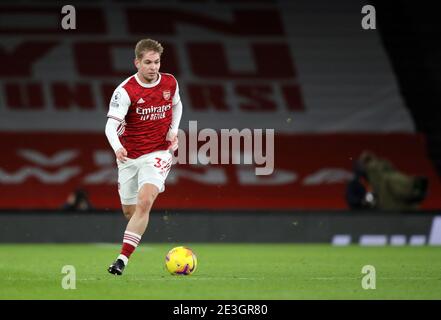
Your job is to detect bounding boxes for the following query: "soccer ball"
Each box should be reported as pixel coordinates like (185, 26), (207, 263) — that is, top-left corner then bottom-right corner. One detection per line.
(165, 246), (197, 275)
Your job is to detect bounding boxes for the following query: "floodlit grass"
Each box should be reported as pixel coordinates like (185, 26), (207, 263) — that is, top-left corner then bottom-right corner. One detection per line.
(1, 244), (440, 299)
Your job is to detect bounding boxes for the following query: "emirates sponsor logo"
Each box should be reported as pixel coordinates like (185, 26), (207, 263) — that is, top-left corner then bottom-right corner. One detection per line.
(136, 104), (171, 115)
(136, 104), (171, 121)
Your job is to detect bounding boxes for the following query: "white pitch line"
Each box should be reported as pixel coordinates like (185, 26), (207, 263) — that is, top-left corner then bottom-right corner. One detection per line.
(311, 277), (439, 281)
(86, 277), (266, 281)
(1, 277), (265, 282)
(379, 277), (440, 280)
(5, 277), (437, 282)
(311, 277), (360, 280)
(92, 243), (155, 251)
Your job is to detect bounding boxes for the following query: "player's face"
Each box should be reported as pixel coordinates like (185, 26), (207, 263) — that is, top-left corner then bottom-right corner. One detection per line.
(135, 50), (161, 83)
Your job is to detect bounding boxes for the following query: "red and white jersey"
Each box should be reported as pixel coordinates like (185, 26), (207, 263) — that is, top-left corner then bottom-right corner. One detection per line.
(107, 73), (180, 159)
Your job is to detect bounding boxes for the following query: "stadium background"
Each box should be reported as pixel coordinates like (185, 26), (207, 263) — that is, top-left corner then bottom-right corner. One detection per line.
(1, 0), (441, 300)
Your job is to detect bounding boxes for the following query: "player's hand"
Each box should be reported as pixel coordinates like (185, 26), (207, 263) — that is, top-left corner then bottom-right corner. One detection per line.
(166, 131), (178, 152)
(116, 147), (128, 163)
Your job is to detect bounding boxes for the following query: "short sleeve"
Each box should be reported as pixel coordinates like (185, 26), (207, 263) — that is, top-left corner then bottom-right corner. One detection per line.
(107, 87), (130, 122)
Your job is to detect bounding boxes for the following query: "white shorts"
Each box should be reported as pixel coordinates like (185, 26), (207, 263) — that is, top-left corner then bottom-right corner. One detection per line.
(117, 150), (173, 205)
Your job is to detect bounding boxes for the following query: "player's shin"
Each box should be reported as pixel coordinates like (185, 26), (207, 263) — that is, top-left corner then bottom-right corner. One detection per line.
(117, 210), (150, 265)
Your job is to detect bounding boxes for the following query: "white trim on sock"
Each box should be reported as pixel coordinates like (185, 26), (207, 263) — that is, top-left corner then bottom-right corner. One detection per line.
(123, 239), (138, 247)
(124, 234), (141, 244)
(118, 254), (129, 266)
(125, 231), (142, 239)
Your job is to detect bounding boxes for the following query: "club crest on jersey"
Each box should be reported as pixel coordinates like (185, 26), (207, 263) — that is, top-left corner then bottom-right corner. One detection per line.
(163, 90), (171, 100)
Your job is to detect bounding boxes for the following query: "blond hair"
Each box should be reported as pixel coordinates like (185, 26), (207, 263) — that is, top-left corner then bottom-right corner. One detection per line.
(135, 39), (164, 60)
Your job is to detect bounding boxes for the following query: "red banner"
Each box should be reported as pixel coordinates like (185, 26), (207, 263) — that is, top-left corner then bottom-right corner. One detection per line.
(1, 132), (440, 210)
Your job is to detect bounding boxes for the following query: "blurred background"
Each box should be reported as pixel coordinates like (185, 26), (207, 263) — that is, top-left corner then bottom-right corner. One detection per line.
(1, 0), (440, 246)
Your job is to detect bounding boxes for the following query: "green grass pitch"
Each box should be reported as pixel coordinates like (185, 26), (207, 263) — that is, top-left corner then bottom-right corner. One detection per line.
(1, 244), (440, 299)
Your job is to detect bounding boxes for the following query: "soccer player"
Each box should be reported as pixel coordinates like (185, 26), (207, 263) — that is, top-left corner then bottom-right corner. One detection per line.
(105, 39), (182, 275)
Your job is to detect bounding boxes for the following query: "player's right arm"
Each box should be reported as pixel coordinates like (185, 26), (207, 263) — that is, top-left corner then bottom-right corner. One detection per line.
(105, 87), (131, 163)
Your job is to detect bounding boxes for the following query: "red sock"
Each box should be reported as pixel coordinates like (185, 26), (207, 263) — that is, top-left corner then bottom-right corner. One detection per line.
(118, 231), (141, 264)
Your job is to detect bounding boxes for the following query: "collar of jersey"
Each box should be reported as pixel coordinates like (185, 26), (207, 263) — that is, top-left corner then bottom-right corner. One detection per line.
(134, 73), (161, 88)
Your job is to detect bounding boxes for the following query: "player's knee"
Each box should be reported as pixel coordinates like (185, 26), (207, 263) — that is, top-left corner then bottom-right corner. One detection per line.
(138, 198), (154, 212)
(122, 206), (136, 220)
(122, 209), (134, 220)
(137, 193), (157, 213)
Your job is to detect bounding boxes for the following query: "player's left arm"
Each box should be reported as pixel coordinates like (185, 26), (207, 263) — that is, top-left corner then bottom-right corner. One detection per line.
(167, 81), (183, 151)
